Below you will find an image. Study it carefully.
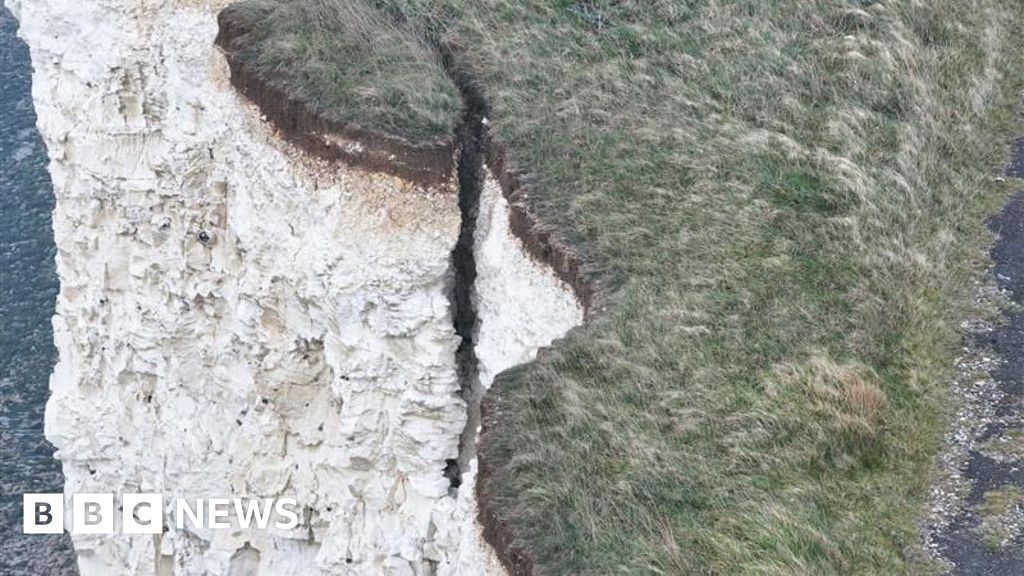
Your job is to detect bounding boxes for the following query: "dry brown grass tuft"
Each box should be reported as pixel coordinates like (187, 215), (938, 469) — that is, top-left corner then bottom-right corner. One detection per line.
(792, 357), (889, 437)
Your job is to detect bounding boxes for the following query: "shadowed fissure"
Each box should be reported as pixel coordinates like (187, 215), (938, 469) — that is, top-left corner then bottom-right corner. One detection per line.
(445, 66), (490, 491)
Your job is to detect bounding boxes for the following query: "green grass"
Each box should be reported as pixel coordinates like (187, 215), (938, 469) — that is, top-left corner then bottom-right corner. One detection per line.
(977, 486), (1024, 551)
(221, 0), (459, 139)
(225, 1), (1024, 573)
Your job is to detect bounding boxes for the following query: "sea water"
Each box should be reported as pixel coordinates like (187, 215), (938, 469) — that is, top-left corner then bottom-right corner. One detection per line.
(0, 5), (78, 574)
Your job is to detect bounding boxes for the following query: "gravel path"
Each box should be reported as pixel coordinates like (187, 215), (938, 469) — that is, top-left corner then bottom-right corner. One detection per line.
(922, 143), (1024, 575)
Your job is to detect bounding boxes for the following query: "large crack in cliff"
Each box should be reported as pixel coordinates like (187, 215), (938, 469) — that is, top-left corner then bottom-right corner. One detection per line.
(445, 61), (489, 491)
(443, 45), (597, 574)
(216, 12), (589, 572)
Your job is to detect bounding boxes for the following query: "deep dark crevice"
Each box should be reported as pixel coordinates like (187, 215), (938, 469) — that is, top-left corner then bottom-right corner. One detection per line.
(443, 51), (490, 492)
(442, 49), (583, 576)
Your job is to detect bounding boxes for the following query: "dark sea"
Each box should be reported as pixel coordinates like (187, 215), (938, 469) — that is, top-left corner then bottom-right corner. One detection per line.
(0, 5), (78, 575)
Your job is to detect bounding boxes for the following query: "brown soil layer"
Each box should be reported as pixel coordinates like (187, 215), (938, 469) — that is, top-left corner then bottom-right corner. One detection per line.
(475, 419), (536, 576)
(475, 138), (597, 576)
(215, 6), (456, 189)
(484, 141), (595, 315)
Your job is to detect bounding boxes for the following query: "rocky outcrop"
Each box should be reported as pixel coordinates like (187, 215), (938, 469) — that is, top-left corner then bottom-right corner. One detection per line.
(483, 145), (595, 316)
(8, 0), (585, 574)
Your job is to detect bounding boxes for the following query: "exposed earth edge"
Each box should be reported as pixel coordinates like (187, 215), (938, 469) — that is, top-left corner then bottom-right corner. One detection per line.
(215, 5), (456, 189)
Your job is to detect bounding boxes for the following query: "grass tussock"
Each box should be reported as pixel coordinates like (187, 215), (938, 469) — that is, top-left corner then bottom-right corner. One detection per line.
(981, 427), (1024, 461)
(977, 486), (1024, 551)
(227, 0), (1024, 573)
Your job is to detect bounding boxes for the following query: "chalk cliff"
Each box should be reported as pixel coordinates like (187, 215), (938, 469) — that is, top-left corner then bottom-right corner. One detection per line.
(7, 0), (582, 574)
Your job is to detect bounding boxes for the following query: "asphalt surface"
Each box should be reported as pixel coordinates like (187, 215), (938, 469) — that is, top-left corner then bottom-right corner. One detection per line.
(931, 144), (1024, 575)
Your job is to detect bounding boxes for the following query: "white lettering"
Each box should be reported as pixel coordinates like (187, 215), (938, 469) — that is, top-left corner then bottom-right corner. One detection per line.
(274, 498), (299, 530)
(208, 498), (231, 529)
(234, 498), (273, 529)
(175, 499), (203, 530)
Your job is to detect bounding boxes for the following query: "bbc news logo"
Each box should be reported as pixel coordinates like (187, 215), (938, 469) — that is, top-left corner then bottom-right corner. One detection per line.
(23, 494), (299, 534)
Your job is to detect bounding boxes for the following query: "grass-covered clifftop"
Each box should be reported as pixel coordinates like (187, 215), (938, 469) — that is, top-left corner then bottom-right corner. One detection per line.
(217, 0), (459, 140)
(220, 1), (1024, 573)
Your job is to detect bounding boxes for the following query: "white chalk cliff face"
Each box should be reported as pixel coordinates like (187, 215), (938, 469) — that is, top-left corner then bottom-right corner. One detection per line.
(8, 0), (583, 574)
